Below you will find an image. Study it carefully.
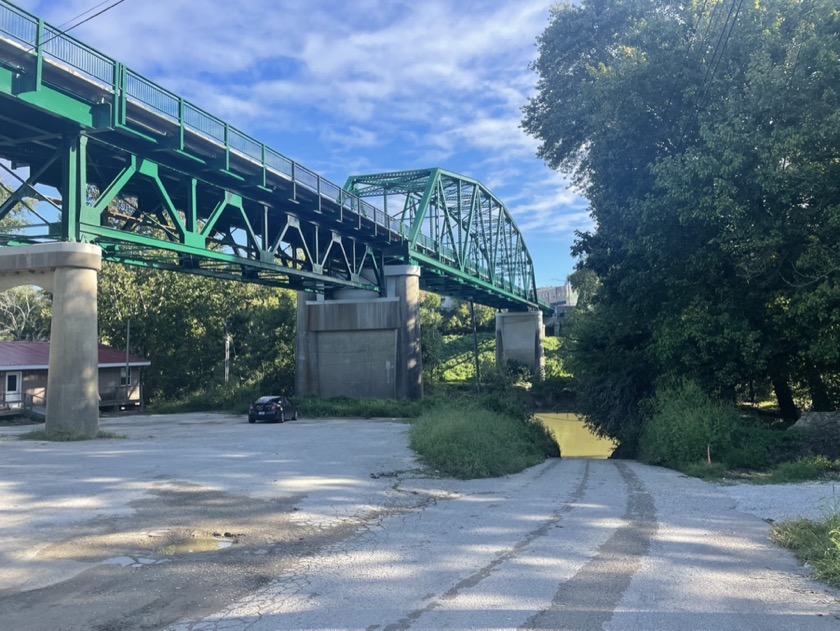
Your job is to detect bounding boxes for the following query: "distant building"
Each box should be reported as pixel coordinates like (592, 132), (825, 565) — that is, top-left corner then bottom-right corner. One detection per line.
(0, 341), (150, 412)
(537, 284), (578, 334)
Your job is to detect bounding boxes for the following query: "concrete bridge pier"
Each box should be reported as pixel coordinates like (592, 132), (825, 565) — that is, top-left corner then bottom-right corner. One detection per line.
(0, 243), (101, 437)
(495, 311), (545, 380)
(296, 265), (423, 401)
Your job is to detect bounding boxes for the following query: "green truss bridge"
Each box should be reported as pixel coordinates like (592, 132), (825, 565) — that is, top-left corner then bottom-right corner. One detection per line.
(0, 0), (547, 314)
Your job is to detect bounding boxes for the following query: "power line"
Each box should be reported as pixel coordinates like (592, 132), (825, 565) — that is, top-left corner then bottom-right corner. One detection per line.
(54, 0), (118, 32)
(658, 0), (715, 153)
(6, 0), (128, 67)
(675, 0), (745, 153)
(56, 0), (128, 37)
(0, 0), (130, 220)
(693, 0), (745, 119)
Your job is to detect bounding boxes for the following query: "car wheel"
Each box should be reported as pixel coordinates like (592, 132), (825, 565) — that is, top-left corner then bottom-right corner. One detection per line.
(248, 417), (255, 424)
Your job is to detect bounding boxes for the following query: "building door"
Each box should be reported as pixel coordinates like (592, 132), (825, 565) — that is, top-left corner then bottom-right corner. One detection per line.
(4, 372), (22, 407)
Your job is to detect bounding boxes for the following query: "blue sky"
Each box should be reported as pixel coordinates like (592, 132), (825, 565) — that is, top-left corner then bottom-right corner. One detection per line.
(17, 0), (590, 288)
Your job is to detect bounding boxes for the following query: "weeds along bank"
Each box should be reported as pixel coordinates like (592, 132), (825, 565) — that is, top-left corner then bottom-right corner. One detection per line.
(409, 392), (559, 479)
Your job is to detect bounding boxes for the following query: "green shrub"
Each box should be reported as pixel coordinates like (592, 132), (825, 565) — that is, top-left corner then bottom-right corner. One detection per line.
(438, 334), (495, 382)
(410, 401), (559, 479)
(639, 380), (740, 469)
(724, 422), (802, 470)
(543, 336), (569, 379)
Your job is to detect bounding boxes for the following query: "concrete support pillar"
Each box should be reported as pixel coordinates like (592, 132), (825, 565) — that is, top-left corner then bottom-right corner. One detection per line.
(295, 265), (423, 401)
(385, 265), (423, 400)
(0, 243), (102, 437)
(495, 311), (545, 380)
(47, 251), (101, 437)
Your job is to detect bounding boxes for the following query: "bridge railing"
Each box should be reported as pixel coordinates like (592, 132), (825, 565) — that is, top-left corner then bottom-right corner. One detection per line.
(0, 0), (397, 238)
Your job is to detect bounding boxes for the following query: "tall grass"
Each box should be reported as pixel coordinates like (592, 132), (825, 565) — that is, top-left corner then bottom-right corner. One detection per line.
(773, 511), (840, 588)
(409, 400), (559, 479)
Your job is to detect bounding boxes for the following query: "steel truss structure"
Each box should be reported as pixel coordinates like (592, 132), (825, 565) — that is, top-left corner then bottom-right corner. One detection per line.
(0, 0), (547, 311)
(346, 169), (543, 311)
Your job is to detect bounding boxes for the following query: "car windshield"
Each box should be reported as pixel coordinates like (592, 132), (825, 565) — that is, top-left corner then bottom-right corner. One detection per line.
(255, 396), (279, 404)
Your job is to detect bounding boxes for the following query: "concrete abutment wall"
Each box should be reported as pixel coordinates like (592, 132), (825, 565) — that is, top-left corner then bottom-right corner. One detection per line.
(295, 265), (423, 401)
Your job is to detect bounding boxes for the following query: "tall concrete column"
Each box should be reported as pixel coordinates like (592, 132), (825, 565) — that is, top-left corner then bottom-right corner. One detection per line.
(295, 265), (423, 401)
(47, 246), (101, 437)
(495, 311), (545, 380)
(0, 243), (102, 437)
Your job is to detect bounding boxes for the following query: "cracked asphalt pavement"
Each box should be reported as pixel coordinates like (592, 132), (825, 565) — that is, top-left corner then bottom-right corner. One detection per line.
(1, 413), (839, 630)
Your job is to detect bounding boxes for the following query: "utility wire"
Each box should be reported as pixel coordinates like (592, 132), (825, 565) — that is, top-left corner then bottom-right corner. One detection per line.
(53, 0), (128, 38)
(675, 0), (745, 152)
(693, 0), (745, 119)
(658, 0), (714, 153)
(0, 0), (130, 224)
(53, 0), (118, 32)
(5, 0), (128, 67)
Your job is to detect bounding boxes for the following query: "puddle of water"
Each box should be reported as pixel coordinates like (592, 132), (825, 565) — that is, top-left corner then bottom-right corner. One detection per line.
(160, 537), (233, 556)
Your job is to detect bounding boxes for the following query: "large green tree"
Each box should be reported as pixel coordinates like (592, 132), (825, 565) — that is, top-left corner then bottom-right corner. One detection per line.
(0, 286), (51, 341)
(98, 263), (297, 402)
(524, 0), (840, 448)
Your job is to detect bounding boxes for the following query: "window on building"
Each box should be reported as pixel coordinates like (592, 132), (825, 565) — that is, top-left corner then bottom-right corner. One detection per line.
(120, 367), (131, 386)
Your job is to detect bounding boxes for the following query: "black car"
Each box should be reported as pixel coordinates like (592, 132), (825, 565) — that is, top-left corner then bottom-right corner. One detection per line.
(248, 396), (299, 423)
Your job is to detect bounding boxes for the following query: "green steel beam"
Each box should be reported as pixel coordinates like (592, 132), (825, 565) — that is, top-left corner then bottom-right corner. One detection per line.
(0, 0), (549, 312)
(346, 168), (550, 314)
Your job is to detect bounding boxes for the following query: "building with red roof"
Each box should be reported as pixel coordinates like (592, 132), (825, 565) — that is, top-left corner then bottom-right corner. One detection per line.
(0, 341), (150, 411)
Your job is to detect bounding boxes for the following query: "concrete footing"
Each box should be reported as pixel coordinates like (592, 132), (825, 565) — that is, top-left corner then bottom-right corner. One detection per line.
(295, 265), (423, 400)
(495, 311), (545, 380)
(0, 243), (102, 436)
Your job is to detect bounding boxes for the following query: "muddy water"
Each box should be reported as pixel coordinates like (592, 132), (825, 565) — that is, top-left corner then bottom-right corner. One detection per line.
(536, 413), (616, 458)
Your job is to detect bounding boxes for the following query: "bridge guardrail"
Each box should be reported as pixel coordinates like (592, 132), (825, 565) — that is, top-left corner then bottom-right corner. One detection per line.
(0, 0), (396, 239)
(1, 1), (546, 309)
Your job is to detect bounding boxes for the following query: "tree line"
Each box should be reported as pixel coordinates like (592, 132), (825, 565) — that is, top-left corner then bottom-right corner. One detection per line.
(523, 0), (840, 451)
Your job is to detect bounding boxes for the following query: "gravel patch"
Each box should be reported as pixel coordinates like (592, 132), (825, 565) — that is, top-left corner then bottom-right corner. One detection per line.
(718, 480), (840, 522)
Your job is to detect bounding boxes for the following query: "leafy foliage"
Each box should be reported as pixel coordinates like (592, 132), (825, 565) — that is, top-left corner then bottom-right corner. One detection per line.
(765, 456), (840, 484)
(296, 395), (422, 419)
(638, 380), (799, 471)
(98, 263), (297, 404)
(525, 0), (840, 449)
(0, 286), (51, 341)
(18, 428), (123, 441)
(638, 381), (740, 469)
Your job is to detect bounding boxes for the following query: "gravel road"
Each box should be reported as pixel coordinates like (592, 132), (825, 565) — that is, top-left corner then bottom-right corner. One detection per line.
(0, 413), (838, 631)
